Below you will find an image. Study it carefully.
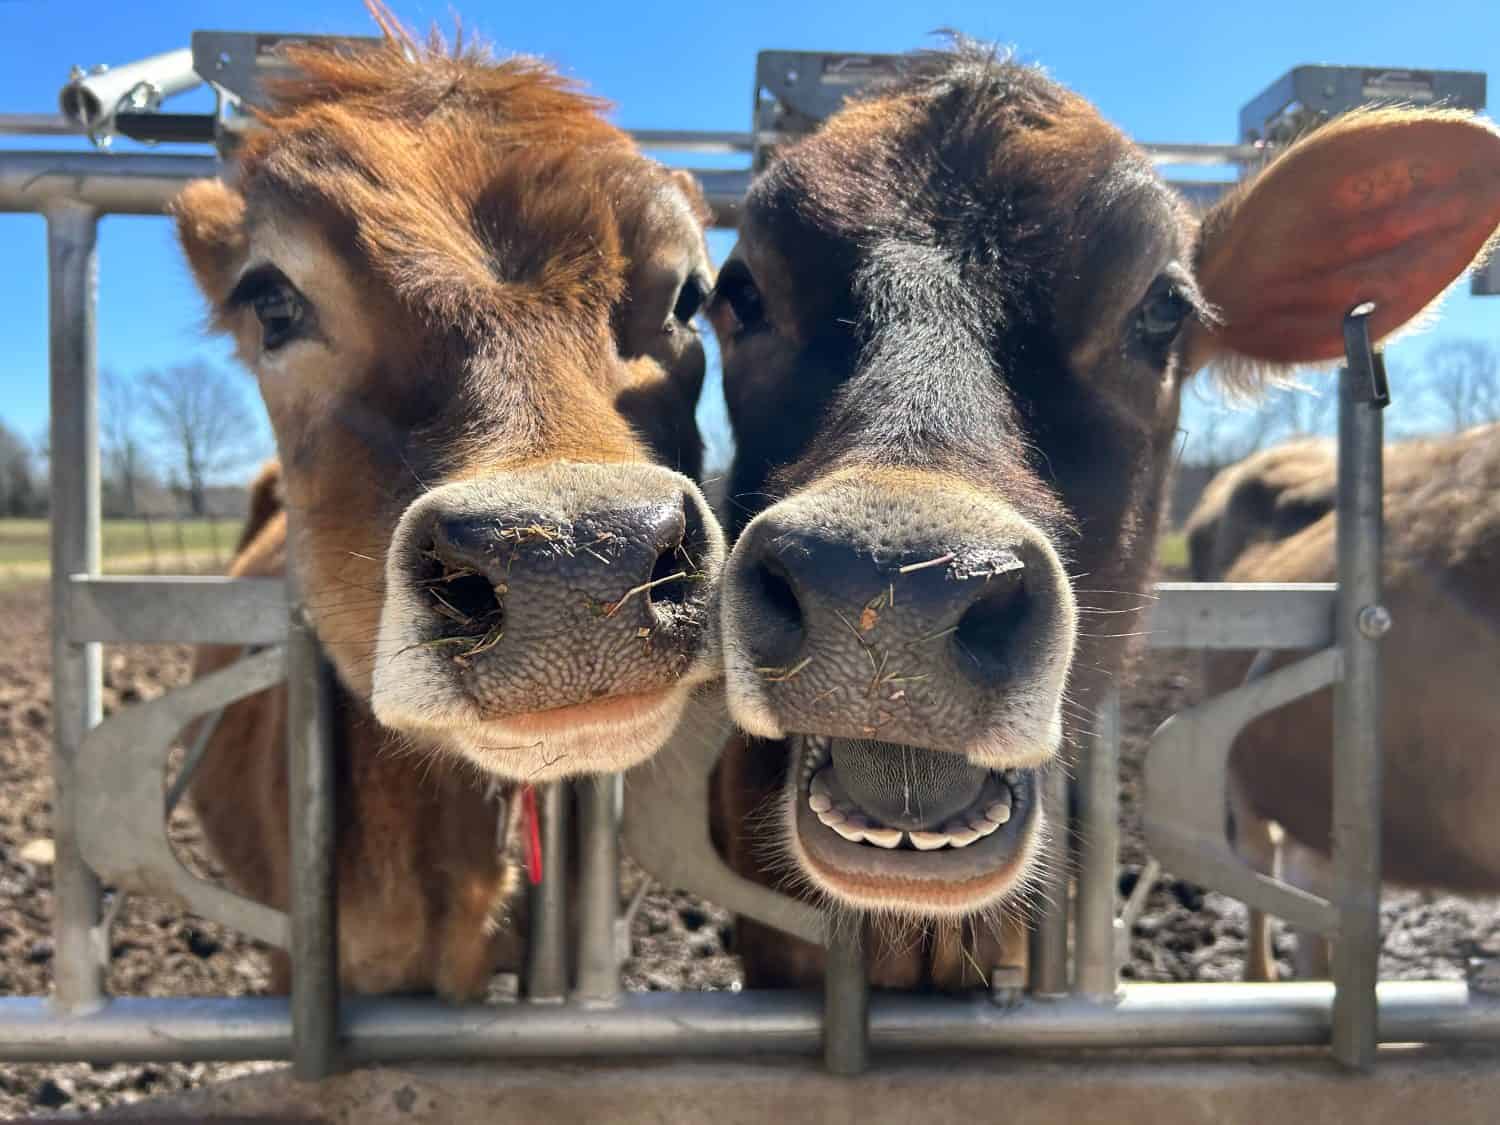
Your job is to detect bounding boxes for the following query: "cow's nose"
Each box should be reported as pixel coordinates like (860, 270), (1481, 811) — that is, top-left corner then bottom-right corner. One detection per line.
(425, 499), (697, 633)
(736, 523), (1034, 692)
(720, 478), (1075, 755)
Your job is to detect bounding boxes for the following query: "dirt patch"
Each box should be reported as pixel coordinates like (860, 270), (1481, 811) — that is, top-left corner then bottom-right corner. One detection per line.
(0, 583), (1496, 1113)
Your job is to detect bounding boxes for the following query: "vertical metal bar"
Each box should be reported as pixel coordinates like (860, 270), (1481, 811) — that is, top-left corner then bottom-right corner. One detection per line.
(573, 774), (620, 1005)
(286, 606), (339, 1078)
(823, 923), (869, 1075)
(1029, 764), (1072, 995)
(46, 202), (104, 1015)
(1076, 689), (1122, 1001)
(1331, 305), (1386, 1070)
(526, 782), (569, 1001)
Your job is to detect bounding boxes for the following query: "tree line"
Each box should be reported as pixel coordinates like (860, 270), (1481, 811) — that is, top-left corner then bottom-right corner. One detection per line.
(1, 360), (268, 519)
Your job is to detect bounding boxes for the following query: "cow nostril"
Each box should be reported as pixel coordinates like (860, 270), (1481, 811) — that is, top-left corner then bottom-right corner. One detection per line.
(417, 535), (505, 635)
(754, 562), (805, 648)
(952, 570), (1030, 684)
(647, 540), (691, 608)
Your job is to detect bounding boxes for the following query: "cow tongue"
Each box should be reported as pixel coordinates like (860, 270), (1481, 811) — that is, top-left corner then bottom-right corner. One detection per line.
(828, 739), (990, 832)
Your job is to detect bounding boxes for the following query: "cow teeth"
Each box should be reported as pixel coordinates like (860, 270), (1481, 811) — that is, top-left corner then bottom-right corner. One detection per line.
(862, 827), (904, 849)
(817, 806), (846, 827)
(832, 821), (866, 843)
(808, 792), (832, 813)
(944, 822), (981, 848)
(970, 815), (1000, 838)
(985, 796), (1013, 825)
(842, 813), (871, 831)
(908, 831), (949, 851)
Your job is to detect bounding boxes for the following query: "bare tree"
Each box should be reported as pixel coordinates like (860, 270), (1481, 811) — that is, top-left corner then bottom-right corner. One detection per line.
(141, 361), (263, 517)
(101, 368), (152, 517)
(0, 420), (43, 517)
(1422, 339), (1500, 433)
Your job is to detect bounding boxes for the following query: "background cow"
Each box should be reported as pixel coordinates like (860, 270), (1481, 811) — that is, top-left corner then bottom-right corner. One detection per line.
(706, 42), (1500, 988)
(175, 17), (725, 999)
(1192, 423), (1500, 979)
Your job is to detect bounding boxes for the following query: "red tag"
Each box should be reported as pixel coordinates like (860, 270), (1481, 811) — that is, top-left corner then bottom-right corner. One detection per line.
(521, 785), (543, 886)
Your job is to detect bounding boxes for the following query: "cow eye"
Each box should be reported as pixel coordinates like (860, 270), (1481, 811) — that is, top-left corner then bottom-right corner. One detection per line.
(713, 261), (765, 334)
(674, 276), (707, 324)
(229, 266), (309, 352)
(1138, 280), (1188, 346)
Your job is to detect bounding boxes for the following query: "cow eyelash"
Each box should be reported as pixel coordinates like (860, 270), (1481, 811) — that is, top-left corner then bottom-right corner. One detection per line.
(227, 266), (311, 352)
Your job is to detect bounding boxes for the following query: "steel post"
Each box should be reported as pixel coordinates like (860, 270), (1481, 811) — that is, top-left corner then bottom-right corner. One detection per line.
(46, 202), (105, 1015)
(1331, 310), (1387, 1070)
(527, 783), (570, 1001)
(823, 923), (870, 1074)
(1076, 689), (1122, 1000)
(574, 775), (621, 1006)
(285, 607), (340, 1078)
(1030, 763), (1072, 995)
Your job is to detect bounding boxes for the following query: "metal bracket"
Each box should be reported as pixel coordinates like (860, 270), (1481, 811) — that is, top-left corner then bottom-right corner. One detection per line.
(752, 51), (906, 171)
(75, 647), (291, 949)
(622, 688), (827, 947)
(1238, 64), (1486, 146)
(1142, 648), (1344, 937)
(1342, 302), (1390, 409)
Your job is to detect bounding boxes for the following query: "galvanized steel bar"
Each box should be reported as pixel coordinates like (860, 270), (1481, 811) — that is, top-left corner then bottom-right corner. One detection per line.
(1076, 689), (1122, 1001)
(46, 202), (105, 1015)
(527, 783), (570, 1001)
(0, 151), (217, 215)
(823, 924), (869, 1075)
(1029, 763), (1072, 995)
(0, 113), (84, 136)
(1330, 314), (1387, 1071)
(1, 983), (1498, 1062)
(574, 775), (621, 1005)
(286, 607), (340, 1078)
(66, 575), (289, 645)
(1147, 583), (1336, 650)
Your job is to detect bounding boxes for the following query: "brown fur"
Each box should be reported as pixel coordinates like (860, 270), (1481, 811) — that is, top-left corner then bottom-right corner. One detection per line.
(710, 44), (1500, 989)
(176, 13), (713, 998)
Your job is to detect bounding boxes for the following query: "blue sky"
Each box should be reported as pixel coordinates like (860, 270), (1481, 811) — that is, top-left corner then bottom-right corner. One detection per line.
(3, 0), (1498, 472)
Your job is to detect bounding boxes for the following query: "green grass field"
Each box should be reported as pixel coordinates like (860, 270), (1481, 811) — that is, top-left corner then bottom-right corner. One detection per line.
(1157, 531), (1188, 574)
(0, 518), (244, 584)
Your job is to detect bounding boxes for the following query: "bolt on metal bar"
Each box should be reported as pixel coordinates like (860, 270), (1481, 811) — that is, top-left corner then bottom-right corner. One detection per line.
(46, 202), (105, 1016)
(1076, 689), (1123, 1001)
(526, 783), (570, 1001)
(1330, 306), (1387, 1070)
(823, 923), (869, 1074)
(286, 606), (340, 1078)
(1029, 763), (1072, 995)
(574, 774), (621, 1006)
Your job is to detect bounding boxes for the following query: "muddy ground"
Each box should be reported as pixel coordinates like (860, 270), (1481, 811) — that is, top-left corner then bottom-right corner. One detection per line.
(1, 583), (1497, 1116)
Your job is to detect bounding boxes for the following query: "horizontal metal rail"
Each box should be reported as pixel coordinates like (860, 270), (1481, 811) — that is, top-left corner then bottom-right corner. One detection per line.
(0, 983), (1495, 1062)
(65, 575), (287, 645)
(57, 575), (1337, 651)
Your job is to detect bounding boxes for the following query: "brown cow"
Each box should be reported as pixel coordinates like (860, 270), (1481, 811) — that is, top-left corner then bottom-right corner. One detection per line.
(707, 42), (1500, 989)
(173, 18), (725, 999)
(1192, 423), (1500, 979)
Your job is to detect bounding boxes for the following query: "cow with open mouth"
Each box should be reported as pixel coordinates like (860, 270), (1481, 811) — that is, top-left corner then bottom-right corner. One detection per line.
(708, 42), (1500, 988)
(173, 15), (725, 998)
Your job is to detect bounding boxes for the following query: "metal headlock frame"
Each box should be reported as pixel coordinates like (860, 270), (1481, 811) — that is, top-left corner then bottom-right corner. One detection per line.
(2, 38), (1497, 1082)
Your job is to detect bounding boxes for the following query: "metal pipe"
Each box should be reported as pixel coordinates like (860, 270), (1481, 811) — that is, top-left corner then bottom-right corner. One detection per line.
(0, 114), (86, 136)
(823, 923), (869, 1075)
(1331, 314), (1387, 1070)
(0, 151), (217, 215)
(574, 775), (621, 1006)
(1076, 689), (1122, 1001)
(285, 607), (340, 1079)
(59, 49), (201, 135)
(1, 983), (1498, 1063)
(1029, 763), (1072, 995)
(47, 202), (105, 1016)
(526, 783), (570, 1001)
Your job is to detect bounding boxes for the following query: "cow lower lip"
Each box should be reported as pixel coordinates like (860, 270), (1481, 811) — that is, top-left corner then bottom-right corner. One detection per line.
(789, 735), (1040, 885)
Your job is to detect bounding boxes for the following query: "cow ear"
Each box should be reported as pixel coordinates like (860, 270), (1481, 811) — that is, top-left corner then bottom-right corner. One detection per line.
(1182, 109), (1500, 377)
(170, 179), (249, 310)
